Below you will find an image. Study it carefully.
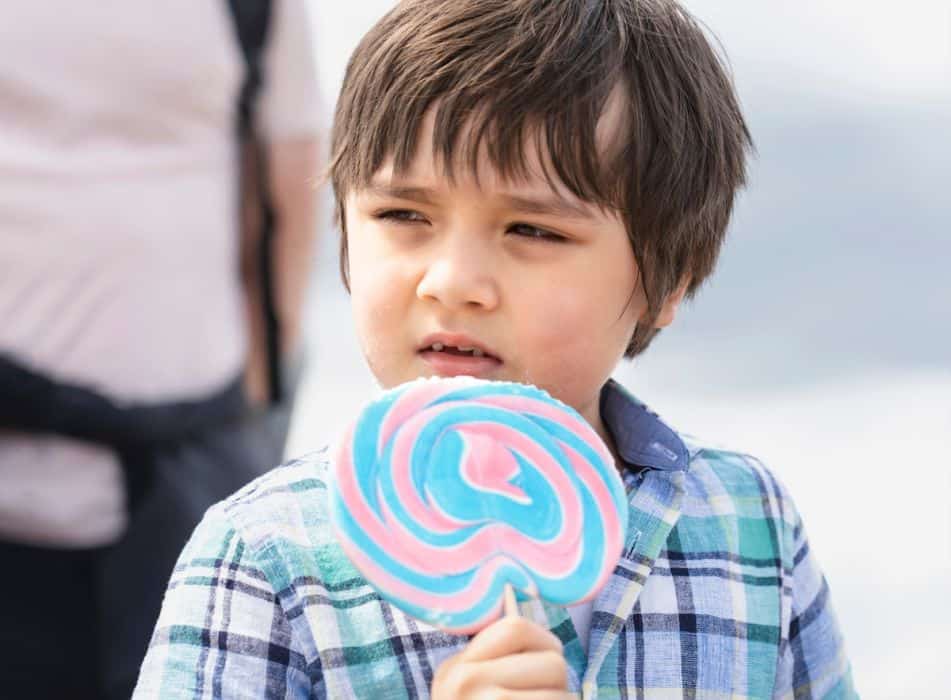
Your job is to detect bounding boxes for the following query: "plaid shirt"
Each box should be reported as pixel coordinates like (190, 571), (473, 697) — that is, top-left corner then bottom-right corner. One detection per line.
(134, 381), (855, 699)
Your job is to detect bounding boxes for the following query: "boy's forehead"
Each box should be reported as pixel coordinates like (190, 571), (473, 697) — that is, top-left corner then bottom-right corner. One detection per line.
(369, 149), (561, 200)
(381, 109), (555, 190)
(365, 157), (600, 222)
(365, 95), (627, 207)
(362, 171), (600, 223)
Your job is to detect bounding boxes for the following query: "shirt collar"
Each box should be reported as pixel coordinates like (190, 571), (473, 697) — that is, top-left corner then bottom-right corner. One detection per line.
(599, 379), (689, 472)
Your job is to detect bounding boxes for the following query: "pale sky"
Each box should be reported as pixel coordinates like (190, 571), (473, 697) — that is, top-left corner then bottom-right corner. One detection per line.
(682, 0), (950, 98)
(311, 0), (951, 105)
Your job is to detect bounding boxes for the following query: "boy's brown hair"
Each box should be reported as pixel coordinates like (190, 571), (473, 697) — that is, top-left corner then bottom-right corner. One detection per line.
(330, 0), (752, 356)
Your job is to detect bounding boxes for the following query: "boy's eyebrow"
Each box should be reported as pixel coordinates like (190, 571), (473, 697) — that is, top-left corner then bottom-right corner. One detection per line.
(365, 183), (594, 220)
(365, 184), (438, 206)
(498, 193), (593, 220)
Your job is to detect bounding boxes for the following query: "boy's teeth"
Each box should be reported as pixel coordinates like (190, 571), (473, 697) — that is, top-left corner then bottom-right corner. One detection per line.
(457, 345), (485, 357)
(427, 342), (487, 357)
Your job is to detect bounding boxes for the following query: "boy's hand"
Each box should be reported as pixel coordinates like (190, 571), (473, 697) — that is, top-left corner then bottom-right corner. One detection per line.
(431, 615), (571, 699)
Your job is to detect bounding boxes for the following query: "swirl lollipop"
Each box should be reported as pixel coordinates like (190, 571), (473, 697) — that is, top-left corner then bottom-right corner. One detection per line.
(329, 377), (628, 634)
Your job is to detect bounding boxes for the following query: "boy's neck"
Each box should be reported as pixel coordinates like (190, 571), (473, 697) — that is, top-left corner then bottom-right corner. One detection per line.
(596, 418), (625, 474)
(581, 393), (625, 474)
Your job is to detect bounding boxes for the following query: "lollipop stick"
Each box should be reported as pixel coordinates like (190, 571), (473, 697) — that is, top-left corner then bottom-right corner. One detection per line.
(503, 583), (519, 618)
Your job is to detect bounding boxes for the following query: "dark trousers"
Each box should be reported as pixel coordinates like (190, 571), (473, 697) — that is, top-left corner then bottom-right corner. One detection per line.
(0, 541), (103, 699)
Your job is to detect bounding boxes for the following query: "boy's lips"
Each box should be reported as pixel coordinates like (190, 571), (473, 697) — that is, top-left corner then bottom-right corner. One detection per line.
(417, 333), (503, 378)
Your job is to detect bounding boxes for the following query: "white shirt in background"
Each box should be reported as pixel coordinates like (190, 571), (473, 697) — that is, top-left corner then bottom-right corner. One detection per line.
(0, 0), (321, 547)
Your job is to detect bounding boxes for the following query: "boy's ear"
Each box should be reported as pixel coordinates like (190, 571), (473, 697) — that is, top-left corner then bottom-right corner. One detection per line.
(653, 278), (690, 329)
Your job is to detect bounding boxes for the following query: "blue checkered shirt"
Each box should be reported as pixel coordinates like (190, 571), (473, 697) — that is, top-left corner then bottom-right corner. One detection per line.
(134, 381), (856, 698)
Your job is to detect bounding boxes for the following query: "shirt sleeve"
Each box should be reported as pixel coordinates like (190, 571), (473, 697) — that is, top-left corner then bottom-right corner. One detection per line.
(132, 503), (313, 699)
(772, 497), (858, 700)
(256, 0), (324, 141)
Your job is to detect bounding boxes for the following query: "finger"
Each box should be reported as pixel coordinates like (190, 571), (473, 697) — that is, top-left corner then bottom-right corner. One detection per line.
(475, 649), (569, 690)
(462, 616), (563, 662)
(503, 583), (519, 617)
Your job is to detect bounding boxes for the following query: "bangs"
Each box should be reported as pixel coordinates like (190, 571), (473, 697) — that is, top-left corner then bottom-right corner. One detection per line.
(330, 0), (632, 210)
(387, 83), (630, 211)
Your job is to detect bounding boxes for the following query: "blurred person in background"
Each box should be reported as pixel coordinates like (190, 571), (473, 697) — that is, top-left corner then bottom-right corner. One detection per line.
(0, 1), (322, 698)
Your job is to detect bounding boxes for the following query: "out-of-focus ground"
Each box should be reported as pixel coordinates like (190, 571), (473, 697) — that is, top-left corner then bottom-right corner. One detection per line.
(288, 2), (951, 697)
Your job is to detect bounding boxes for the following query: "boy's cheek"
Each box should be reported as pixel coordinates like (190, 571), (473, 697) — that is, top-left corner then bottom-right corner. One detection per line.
(519, 288), (637, 378)
(351, 288), (399, 348)
(517, 308), (598, 385)
(525, 289), (612, 344)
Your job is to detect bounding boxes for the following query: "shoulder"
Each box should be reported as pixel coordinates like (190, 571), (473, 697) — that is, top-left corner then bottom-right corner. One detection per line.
(221, 448), (335, 546)
(218, 448), (344, 559)
(183, 448), (359, 598)
(678, 434), (801, 538)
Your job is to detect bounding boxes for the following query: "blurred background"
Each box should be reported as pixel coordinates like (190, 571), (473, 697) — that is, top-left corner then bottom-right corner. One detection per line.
(290, 2), (951, 698)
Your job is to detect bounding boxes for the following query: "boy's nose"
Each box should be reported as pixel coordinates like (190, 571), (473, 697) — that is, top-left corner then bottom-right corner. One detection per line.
(415, 242), (500, 311)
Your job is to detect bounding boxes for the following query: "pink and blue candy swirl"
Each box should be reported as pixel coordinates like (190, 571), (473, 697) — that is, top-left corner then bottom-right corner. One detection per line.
(329, 377), (628, 634)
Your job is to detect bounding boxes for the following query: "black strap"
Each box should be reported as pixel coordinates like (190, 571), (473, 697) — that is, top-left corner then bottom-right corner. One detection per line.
(226, 0), (284, 404)
(227, 0), (272, 138)
(0, 353), (246, 450)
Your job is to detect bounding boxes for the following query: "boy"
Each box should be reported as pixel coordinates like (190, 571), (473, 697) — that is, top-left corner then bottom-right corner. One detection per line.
(135, 0), (855, 697)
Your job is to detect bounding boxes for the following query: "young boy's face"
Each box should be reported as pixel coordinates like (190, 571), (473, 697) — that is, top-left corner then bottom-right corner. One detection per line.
(343, 111), (683, 437)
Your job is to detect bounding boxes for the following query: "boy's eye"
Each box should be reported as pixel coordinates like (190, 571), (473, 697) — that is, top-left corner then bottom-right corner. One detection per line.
(375, 209), (428, 223)
(507, 223), (566, 243)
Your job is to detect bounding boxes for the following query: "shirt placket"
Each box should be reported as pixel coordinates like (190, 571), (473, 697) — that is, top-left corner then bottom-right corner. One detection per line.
(580, 468), (686, 699)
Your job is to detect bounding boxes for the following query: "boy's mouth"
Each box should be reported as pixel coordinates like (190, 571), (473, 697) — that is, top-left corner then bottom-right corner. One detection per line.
(417, 334), (502, 377)
(423, 342), (487, 357)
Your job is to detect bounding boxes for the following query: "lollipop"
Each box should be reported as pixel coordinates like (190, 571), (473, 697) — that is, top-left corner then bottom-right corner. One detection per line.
(328, 377), (627, 634)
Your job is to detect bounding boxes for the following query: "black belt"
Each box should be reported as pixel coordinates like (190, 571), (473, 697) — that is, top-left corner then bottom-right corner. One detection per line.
(0, 352), (248, 508)
(0, 353), (246, 449)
